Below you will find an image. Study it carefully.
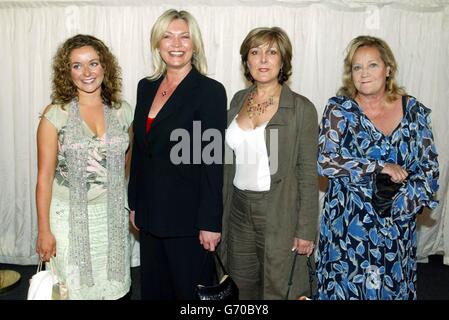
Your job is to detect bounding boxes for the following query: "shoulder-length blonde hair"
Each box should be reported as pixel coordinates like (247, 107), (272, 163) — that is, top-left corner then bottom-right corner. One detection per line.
(337, 35), (406, 102)
(240, 27), (292, 84)
(148, 9), (207, 80)
(51, 34), (122, 107)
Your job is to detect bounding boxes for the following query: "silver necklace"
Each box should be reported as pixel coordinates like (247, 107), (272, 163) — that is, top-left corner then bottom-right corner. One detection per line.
(160, 80), (177, 97)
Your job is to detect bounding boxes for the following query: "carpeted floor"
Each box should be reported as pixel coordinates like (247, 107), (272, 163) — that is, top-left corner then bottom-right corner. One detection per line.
(1, 255), (448, 300)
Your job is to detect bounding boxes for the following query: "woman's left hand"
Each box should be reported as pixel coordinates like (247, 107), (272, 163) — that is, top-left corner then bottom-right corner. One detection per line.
(199, 230), (221, 252)
(292, 238), (315, 256)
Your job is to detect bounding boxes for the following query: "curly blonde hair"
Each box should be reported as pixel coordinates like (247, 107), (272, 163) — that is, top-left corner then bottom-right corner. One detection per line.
(51, 34), (122, 107)
(337, 35), (406, 102)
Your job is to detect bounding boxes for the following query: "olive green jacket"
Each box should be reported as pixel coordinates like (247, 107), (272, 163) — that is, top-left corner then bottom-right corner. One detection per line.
(219, 84), (319, 299)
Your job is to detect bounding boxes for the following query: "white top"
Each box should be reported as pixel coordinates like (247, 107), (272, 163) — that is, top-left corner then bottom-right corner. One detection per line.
(225, 116), (271, 191)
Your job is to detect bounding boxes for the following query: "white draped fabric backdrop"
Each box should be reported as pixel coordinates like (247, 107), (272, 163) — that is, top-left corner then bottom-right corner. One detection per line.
(1, 0), (448, 267)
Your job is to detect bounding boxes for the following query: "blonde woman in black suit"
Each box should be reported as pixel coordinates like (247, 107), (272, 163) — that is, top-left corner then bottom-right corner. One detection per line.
(128, 9), (227, 300)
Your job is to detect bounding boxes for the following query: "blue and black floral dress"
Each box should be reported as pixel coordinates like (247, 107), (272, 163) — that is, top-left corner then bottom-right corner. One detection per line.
(316, 95), (439, 300)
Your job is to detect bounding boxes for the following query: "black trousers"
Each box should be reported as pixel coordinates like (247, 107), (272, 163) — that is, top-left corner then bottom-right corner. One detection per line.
(139, 231), (215, 300)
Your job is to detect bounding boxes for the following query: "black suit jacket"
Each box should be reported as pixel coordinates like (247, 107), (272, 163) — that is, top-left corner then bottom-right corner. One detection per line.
(128, 67), (227, 237)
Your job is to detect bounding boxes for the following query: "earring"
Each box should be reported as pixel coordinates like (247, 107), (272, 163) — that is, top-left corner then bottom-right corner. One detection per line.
(278, 67), (284, 81)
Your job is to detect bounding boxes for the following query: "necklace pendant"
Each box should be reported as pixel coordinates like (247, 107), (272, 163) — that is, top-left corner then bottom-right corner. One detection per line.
(161, 91), (167, 97)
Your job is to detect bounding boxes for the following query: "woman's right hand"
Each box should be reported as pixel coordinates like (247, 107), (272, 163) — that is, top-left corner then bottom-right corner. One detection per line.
(129, 210), (139, 231)
(36, 231), (56, 262)
(381, 163), (408, 183)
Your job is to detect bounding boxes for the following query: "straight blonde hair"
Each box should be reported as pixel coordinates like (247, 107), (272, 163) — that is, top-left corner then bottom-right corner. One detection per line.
(148, 9), (207, 80)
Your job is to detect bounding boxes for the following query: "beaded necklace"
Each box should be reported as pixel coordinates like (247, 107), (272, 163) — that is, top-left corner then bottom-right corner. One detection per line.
(246, 90), (276, 119)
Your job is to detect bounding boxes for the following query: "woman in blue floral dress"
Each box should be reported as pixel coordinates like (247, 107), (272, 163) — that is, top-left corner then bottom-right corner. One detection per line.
(316, 35), (439, 300)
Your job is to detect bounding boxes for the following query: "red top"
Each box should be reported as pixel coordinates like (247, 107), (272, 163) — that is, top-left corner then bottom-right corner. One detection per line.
(146, 117), (155, 134)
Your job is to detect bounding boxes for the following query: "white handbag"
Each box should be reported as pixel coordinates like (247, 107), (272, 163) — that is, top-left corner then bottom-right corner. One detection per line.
(27, 259), (68, 300)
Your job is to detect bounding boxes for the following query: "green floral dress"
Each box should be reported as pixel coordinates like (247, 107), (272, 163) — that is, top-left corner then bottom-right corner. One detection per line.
(44, 101), (133, 300)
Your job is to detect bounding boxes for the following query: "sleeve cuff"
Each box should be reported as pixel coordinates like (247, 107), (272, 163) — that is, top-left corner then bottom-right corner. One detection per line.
(375, 160), (386, 173)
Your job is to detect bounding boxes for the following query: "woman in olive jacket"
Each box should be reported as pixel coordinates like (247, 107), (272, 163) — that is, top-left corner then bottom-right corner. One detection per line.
(220, 27), (319, 300)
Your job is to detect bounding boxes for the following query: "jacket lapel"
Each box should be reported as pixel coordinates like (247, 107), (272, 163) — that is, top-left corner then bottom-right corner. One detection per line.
(134, 77), (161, 149)
(149, 67), (199, 131)
(265, 84), (294, 177)
(266, 83), (294, 128)
(227, 103), (241, 126)
(227, 84), (254, 126)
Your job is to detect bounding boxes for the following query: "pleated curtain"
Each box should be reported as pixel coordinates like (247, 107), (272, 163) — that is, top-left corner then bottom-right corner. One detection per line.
(1, 0), (448, 265)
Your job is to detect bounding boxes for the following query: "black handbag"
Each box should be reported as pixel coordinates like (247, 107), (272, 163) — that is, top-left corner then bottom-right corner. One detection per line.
(195, 252), (239, 301)
(372, 173), (403, 217)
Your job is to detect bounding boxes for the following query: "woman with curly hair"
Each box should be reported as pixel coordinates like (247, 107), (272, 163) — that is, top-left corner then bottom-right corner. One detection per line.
(35, 34), (133, 299)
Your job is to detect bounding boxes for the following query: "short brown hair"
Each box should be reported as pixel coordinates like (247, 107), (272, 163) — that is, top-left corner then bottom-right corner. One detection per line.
(337, 35), (406, 102)
(51, 34), (122, 107)
(240, 27), (292, 84)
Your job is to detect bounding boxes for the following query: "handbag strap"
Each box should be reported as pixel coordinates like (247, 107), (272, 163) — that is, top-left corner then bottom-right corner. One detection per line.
(306, 255), (317, 299)
(35, 258), (57, 278)
(285, 253), (317, 300)
(285, 252), (298, 300)
(36, 259), (44, 273)
(213, 252), (228, 275)
(198, 251), (222, 285)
